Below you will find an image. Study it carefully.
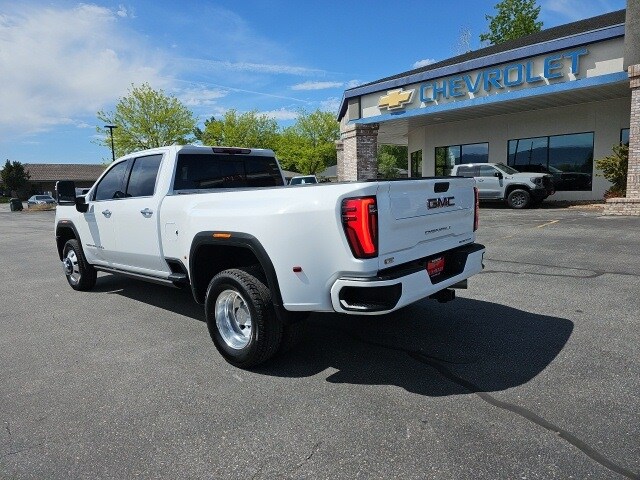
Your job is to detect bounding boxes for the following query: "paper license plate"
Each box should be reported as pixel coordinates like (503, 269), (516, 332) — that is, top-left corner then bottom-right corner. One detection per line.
(427, 256), (445, 277)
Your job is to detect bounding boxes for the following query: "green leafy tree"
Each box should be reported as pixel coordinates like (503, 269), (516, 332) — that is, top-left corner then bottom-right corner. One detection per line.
(96, 83), (197, 158)
(1, 160), (30, 197)
(480, 0), (543, 45)
(200, 110), (279, 150)
(595, 143), (628, 198)
(275, 110), (339, 174)
(378, 151), (400, 179)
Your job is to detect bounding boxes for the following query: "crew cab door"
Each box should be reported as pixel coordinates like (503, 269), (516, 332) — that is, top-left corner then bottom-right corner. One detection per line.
(108, 154), (170, 275)
(476, 165), (502, 199)
(84, 159), (129, 265)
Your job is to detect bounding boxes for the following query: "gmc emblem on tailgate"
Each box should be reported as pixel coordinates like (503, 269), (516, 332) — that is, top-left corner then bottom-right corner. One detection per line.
(427, 196), (455, 209)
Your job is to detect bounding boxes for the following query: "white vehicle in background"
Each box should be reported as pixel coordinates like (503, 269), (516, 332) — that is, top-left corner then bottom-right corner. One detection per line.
(289, 175), (318, 185)
(451, 162), (554, 209)
(55, 145), (484, 368)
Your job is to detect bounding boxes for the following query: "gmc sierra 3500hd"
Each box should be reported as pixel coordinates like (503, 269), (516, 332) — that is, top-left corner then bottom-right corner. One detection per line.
(55, 145), (485, 367)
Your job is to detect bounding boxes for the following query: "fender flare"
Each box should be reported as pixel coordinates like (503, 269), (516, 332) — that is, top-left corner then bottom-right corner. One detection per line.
(189, 231), (285, 311)
(55, 220), (81, 260)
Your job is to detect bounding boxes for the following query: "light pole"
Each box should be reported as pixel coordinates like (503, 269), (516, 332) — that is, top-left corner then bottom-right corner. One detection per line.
(104, 124), (117, 162)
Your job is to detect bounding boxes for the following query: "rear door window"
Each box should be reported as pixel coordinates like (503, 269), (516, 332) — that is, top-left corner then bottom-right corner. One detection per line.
(456, 166), (480, 178)
(126, 154), (163, 197)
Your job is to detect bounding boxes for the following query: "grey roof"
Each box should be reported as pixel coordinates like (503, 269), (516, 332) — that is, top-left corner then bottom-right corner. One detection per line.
(23, 163), (106, 182)
(339, 9), (626, 119)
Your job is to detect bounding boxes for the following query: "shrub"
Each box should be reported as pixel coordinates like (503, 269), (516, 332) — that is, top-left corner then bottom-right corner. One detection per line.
(595, 143), (628, 198)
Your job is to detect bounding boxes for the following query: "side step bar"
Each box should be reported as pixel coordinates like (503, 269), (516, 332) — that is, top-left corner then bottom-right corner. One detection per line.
(94, 266), (187, 288)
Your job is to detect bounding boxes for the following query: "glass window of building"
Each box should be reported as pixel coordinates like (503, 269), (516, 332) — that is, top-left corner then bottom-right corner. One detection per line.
(621, 128), (630, 146)
(508, 132), (594, 191)
(410, 150), (422, 178)
(435, 143), (488, 176)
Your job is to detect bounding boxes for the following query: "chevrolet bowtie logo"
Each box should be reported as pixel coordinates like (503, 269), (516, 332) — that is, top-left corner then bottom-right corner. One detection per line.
(378, 88), (414, 110)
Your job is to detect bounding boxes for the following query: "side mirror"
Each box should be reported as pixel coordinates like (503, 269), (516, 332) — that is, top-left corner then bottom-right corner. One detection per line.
(495, 172), (503, 179)
(56, 180), (89, 213)
(75, 196), (89, 213)
(56, 180), (76, 205)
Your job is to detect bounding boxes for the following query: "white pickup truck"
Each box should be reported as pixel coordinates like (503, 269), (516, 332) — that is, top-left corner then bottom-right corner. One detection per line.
(55, 145), (485, 367)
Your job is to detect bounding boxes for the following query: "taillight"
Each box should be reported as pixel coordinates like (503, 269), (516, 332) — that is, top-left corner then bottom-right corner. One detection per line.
(341, 196), (378, 258)
(473, 186), (479, 231)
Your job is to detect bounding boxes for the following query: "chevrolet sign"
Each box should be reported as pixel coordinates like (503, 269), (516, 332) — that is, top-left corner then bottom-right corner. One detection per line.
(378, 88), (414, 110)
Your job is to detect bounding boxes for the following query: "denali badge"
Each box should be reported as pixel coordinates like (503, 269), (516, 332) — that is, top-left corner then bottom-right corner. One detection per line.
(427, 196), (455, 209)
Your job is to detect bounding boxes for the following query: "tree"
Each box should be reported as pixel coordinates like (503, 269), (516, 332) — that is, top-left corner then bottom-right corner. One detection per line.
(275, 110), (339, 174)
(377, 145), (409, 179)
(1, 160), (30, 197)
(480, 0), (543, 45)
(200, 110), (279, 150)
(595, 143), (628, 198)
(96, 83), (197, 158)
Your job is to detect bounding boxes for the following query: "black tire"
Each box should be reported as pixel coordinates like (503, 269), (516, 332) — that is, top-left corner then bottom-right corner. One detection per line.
(205, 268), (283, 368)
(506, 189), (531, 209)
(62, 239), (97, 291)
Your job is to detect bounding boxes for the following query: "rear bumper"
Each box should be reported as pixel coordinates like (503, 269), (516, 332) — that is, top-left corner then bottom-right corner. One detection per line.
(330, 243), (485, 315)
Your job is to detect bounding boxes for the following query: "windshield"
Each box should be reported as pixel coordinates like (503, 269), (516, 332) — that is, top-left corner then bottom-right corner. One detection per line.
(494, 163), (520, 175)
(36, 195), (52, 200)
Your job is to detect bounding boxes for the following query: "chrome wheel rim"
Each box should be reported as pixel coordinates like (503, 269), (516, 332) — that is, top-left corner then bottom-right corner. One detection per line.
(512, 193), (526, 207)
(215, 289), (252, 349)
(63, 250), (81, 284)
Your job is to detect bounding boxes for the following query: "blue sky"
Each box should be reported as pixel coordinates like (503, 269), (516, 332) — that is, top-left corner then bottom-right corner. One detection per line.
(0, 0), (626, 164)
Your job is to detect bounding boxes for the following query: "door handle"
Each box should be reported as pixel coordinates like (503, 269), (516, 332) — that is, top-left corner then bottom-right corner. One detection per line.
(140, 208), (153, 217)
(102, 210), (112, 218)
(476, 179), (484, 182)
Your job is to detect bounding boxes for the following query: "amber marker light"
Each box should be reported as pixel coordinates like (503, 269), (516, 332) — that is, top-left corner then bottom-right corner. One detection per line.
(212, 233), (232, 239)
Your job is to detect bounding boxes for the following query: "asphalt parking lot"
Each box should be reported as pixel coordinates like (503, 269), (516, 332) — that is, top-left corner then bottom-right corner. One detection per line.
(1, 204), (639, 479)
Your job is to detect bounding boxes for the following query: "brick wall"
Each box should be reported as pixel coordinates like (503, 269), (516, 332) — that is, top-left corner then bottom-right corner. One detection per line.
(628, 64), (640, 198)
(338, 123), (379, 181)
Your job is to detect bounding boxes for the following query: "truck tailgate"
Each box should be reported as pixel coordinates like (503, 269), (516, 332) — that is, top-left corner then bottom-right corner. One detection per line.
(377, 178), (476, 270)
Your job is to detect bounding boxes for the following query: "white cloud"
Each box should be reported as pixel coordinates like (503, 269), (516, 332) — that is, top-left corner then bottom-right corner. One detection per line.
(541, 0), (619, 22)
(291, 81), (343, 91)
(412, 58), (436, 69)
(181, 58), (325, 76)
(345, 79), (362, 89)
(178, 87), (229, 106)
(116, 5), (135, 18)
(259, 109), (299, 120)
(75, 122), (93, 129)
(0, 3), (167, 137)
(319, 97), (341, 113)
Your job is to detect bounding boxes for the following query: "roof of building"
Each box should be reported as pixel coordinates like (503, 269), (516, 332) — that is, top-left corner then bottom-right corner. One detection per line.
(339, 9), (626, 119)
(23, 163), (106, 182)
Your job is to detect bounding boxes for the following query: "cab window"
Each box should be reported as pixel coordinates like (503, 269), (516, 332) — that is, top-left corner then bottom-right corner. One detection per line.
(126, 155), (163, 197)
(94, 161), (128, 201)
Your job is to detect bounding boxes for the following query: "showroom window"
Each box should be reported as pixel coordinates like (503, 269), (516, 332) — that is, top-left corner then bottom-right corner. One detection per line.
(435, 143), (488, 176)
(507, 132), (594, 191)
(410, 150), (422, 178)
(621, 128), (630, 146)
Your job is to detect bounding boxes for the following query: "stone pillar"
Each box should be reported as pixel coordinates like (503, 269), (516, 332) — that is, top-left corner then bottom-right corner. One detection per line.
(335, 139), (344, 181)
(338, 123), (379, 182)
(627, 65), (640, 198)
(605, 64), (640, 215)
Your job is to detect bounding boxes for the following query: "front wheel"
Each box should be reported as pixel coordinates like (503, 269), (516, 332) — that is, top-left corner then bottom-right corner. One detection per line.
(205, 268), (283, 368)
(62, 239), (97, 291)
(506, 189), (531, 209)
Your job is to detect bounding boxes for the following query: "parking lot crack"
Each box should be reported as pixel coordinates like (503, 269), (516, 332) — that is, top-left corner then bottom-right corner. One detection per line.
(410, 352), (639, 480)
(338, 331), (639, 480)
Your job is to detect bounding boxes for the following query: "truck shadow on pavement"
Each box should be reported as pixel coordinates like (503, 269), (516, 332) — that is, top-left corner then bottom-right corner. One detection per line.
(93, 274), (573, 397)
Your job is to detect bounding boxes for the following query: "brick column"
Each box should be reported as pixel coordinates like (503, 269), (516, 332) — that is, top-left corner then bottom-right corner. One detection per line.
(605, 64), (640, 215)
(335, 139), (344, 181)
(338, 123), (379, 182)
(627, 64), (640, 198)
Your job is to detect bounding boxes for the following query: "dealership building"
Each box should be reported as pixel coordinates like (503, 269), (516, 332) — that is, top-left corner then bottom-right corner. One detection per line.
(336, 6), (640, 211)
